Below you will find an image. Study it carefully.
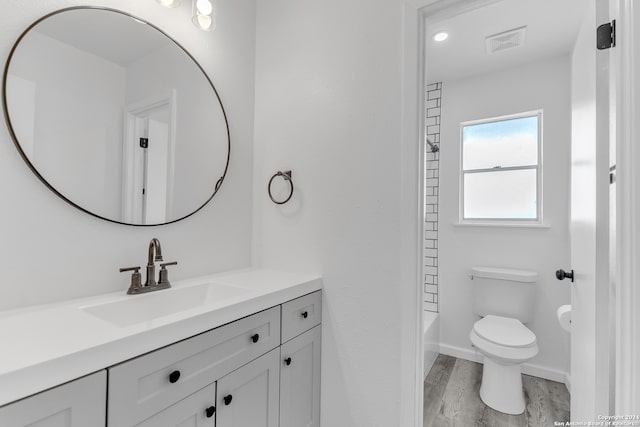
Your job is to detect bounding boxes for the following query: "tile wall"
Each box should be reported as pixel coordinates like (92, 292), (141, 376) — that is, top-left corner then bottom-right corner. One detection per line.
(424, 83), (441, 313)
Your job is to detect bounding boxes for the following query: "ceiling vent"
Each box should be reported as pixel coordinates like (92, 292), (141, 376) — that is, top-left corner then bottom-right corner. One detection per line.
(485, 26), (527, 55)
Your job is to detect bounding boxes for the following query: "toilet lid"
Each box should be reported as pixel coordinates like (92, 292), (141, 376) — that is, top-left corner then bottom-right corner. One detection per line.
(474, 315), (536, 348)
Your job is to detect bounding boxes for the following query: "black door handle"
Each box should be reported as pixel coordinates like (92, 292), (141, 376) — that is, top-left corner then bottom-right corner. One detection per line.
(224, 394), (233, 406)
(284, 357), (292, 366)
(251, 333), (260, 343)
(555, 269), (574, 282)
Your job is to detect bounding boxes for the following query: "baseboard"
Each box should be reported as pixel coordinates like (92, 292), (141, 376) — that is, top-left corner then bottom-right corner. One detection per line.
(439, 343), (569, 384)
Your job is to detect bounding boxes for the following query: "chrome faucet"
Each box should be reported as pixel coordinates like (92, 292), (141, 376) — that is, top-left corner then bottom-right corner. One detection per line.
(145, 238), (163, 287)
(119, 238), (177, 294)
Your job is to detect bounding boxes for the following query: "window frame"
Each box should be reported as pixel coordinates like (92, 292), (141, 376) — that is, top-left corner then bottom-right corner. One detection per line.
(459, 110), (543, 225)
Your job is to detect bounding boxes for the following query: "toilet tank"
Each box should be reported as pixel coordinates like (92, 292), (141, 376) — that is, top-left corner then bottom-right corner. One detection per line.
(471, 266), (537, 323)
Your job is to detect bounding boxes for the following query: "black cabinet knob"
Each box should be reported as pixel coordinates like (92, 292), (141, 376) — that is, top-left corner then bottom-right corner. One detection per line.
(555, 269), (574, 282)
(224, 394), (233, 406)
(301, 311), (308, 319)
(169, 370), (181, 383)
(205, 406), (216, 418)
(251, 333), (260, 343)
(284, 357), (292, 366)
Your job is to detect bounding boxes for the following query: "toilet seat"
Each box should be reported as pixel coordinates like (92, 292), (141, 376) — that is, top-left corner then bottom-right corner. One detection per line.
(473, 315), (536, 348)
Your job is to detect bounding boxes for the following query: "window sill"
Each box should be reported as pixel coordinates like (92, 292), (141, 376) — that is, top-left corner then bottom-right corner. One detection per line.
(454, 222), (551, 229)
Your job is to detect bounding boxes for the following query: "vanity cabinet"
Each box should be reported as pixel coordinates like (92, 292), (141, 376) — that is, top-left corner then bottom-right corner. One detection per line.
(216, 348), (281, 427)
(280, 325), (322, 427)
(1, 290), (321, 427)
(0, 370), (106, 427)
(136, 384), (216, 427)
(108, 307), (281, 426)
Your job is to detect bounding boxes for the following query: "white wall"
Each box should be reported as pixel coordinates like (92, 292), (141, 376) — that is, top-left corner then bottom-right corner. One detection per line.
(438, 56), (572, 379)
(252, 0), (409, 425)
(0, 0), (256, 310)
(7, 31), (125, 220)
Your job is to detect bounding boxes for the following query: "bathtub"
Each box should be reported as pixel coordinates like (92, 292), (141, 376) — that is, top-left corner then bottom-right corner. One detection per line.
(423, 311), (440, 380)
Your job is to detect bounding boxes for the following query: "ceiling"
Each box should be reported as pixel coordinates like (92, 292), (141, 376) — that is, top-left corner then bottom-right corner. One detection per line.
(35, 9), (171, 67)
(425, 0), (587, 83)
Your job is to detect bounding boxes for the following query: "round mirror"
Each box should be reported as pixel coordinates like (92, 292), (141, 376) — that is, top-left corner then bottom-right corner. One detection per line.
(2, 7), (230, 225)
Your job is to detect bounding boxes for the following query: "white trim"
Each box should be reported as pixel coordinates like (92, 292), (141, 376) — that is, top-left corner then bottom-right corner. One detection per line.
(438, 343), (569, 384)
(453, 222), (551, 229)
(121, 90), (177, 224)
(614, 0), (640, 414)
(459, 110), (543, 224)
(565, 372), (572, 394)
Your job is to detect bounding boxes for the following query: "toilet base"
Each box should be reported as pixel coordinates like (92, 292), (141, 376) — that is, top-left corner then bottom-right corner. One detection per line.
(479, 357), (525, 415)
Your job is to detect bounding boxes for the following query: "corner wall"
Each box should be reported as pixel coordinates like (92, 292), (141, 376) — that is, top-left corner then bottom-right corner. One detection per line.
(438, 56), (572, 380)
(252, 0), (407, 425)
(0, 0), (256, 310)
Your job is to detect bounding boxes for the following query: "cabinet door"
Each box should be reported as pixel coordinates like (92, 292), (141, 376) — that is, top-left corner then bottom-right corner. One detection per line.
(216, 348), (280, 427)
(136, 384), (216, 427)
(280, 325), (321, 427)
(0, 371), (106, 427)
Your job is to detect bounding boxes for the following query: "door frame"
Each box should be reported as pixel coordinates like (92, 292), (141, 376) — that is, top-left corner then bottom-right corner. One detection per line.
(612, 0), (640, 413)
(402, 0), (639, 424)
(121, 90), (177, 223)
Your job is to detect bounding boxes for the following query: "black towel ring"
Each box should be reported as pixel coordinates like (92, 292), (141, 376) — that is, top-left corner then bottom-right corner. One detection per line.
(268, 170), (294, 204)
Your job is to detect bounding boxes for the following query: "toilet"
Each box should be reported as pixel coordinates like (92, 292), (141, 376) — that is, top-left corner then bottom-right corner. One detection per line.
(469, 266), (538, 415)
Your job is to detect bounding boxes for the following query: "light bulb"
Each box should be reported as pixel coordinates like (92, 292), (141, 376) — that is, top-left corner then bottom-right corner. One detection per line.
(196, 0), (213, 15)
(433, 32), (449, 42)
(156, 0), (181, 8)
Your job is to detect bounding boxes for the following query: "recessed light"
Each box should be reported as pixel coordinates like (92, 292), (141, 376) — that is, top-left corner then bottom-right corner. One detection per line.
(433, 32), (449, 42)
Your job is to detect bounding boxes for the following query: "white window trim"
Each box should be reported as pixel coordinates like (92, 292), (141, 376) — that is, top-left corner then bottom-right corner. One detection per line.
(458, 110), (543, 226)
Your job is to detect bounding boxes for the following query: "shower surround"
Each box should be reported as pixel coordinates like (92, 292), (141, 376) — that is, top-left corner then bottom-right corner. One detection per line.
(424, 82), (441, 313)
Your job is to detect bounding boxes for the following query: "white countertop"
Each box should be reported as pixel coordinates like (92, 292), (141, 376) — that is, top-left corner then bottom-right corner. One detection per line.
(0, 268), (322, 406)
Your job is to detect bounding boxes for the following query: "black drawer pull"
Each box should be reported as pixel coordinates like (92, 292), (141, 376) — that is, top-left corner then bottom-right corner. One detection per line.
(284, 357), (292, 366)
(168, 370), (181, 383)
(251, 333), (260, 343)
(224, 394), (233, 406)
(205, 406), (216, 418)
(301, 311), (308, 319)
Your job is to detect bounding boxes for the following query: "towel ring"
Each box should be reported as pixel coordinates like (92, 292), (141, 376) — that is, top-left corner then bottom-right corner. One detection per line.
(268, 170), (294, 204)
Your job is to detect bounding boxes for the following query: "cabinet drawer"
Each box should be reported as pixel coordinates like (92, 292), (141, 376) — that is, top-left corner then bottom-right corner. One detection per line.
(281, 291), (321, 342)
(108, 306), (281, 426)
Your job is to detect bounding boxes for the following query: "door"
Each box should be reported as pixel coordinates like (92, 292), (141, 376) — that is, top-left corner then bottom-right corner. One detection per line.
(280, 325), (321, 427)
(216, 348), (280, 427)
(0, 371), (106, 427)
(136, 384), (216, 427)
(569, 0), (613, 419)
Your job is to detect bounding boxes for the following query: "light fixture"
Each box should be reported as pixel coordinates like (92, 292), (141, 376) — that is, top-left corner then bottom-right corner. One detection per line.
(192, 0), (216, 31)
(154, 0), (216, 31)
(433, 32), (449, 42)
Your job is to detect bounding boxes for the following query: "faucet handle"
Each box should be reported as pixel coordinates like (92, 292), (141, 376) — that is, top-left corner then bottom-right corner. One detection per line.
(158, 261), (177, 288)
(120, 266), (142, 294)
(160, 261), (178, 268)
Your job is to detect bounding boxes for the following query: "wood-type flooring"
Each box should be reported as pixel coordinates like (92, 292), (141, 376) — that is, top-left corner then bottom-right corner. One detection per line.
(424, 354), (570, 427)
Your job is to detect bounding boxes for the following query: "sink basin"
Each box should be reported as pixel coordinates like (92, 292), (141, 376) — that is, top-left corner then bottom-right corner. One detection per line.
(80, 283), (254, 327)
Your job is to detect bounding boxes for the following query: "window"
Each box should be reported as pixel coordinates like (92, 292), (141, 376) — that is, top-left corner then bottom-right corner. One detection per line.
(461, 111), (541, 222)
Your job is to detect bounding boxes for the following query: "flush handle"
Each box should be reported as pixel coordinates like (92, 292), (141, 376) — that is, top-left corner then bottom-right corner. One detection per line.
(555, 269), (574, 282)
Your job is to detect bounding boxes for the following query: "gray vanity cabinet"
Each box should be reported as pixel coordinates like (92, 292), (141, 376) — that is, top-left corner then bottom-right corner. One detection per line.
(0, 291), (322, 427)
(135, 383), (216, 427)
(216, 348), (281, 427)
(279, 291), (322, 427)
(0, 370), (106, 427)
(280, 325), (322, 427)
(107, 307), (281, 426)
